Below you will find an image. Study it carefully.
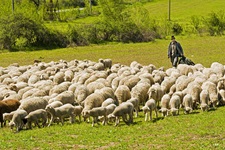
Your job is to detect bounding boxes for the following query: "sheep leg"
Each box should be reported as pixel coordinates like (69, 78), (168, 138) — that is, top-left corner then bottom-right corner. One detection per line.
(155, 109), (158, 118)
(115, 116), (120, 126)
(102, 115), (106, 125)
(122, 114), (127, 124)
(92, 117), (95, 127)
(70, 114), (75, 124)
(60, 117), (64, 126)
(48, 116), (54, 127)
(36, 121), (41, 128)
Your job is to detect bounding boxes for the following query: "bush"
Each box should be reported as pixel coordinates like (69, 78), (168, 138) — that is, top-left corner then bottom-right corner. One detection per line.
(172, 23), (183, 35)
(0, 13), (68, 50)
(204, 11), (225, 36)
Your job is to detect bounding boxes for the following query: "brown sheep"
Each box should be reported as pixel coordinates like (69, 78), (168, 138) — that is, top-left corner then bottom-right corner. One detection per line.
(0, 99), (21, 127)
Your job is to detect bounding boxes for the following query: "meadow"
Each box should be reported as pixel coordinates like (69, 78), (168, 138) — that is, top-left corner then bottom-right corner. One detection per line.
(1, 0), (225, 149)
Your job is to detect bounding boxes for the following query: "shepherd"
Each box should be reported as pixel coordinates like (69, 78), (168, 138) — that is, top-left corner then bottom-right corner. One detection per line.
(168, 36), (184, 68)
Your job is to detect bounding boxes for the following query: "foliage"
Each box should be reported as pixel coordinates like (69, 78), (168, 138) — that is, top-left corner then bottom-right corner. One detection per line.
(203, 10), (225, 36)
(172, 22), (183, 35)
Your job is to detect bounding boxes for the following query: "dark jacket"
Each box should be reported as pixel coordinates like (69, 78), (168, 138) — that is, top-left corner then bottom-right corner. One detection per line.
(168, 41), (183, 58)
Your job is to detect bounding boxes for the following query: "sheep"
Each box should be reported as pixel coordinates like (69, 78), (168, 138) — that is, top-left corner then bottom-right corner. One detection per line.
(9, 109), (28, 132)
(158, 94), (170, 117)
(160, 76), (176, 94)
(82, 107), (107, 127)
(142, 99), (158, 121)
(0, 99), (21, 127)
(74, 105), (83, 123)
(131, 82), (150, 106)
(49, 91), (75, 105)
(49, 82), (71, 95)
(218, 89), (225, 106)
(201, 81), (218, 108)
(53, 72), (65, 84)
(18, 97), (48, 114)
(182, 94), (193, 114)
(210, 62), (225, 78)
(99, 58), (112, 69)
(177, 64), (194, 76)
(114, 85), (131, 104)
(200, 89), (210, 112)
(148, 83), (163, 108)
(108, 102), (134, 126)
(23, 109), (48, 129)
(45, 103), (75, 126)
(64, 70), (74, 82)
(94, 87), (117, 104)
(104, 104), (117, 123)
(101, 98), (115, 107)
(47, 101), (63, 108)
(127, 98), (139, 117)
(3, 111), (16, 126)
(169, 95), (181, 116)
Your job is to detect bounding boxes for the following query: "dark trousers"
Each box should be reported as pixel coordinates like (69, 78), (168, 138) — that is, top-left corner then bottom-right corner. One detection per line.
(170, 55), (179, 67)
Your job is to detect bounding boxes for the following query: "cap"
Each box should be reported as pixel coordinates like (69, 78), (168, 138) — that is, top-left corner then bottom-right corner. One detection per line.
(171, 36), (175, 40)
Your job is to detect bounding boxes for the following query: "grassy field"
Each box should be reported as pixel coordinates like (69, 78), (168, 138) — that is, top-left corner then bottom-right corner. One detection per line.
(0, 36), (225, 149)
(0, 36), (225, 69)
(1, 1), (225, 149)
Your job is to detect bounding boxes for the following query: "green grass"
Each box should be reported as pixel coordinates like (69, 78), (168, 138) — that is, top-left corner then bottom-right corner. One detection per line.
(1, 108), (225, 149)
(1, 36), (225, 69)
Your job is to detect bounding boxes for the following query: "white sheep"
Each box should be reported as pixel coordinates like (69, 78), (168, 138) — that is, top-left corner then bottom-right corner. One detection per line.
(114, 85), (131, 104)
(127, 98), (139, 117)
(142, 99), (158, 121)
(108, 102), (134, 126)
(169, 95), (181, 116)
(148, 83), (163, 108)
(200, 89), (210, 112)
(49, 91), (75, 105)
(182, 94), (193, 114)
(131, 82), (150, 106)
(82, 106), (107, 127)
(18, 97), (48, 114)
(218, 89), (225, 106)
(160, 76), (176, 94)
(101, 98), (116, 107)
(201, 81), (218, 108)
(158, 94), (170, 117)
(9, 109), (28, 132)
(45, 103), (75, 126)
(64, 70), (74, 82)
(99, 58), (112, 69)
(3, 111), (16, 126)
(24, 109), (48, 129)
(53, 72), (65, 84)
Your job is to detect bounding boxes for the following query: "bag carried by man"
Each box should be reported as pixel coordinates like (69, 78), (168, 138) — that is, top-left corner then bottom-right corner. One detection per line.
(178, 56), (195, 66)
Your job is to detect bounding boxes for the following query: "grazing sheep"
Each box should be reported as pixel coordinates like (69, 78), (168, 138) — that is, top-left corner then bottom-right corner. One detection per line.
(148, 83), (163, 108)
(101, 98), (116, 107)
(45, 104), (75, 126)
(82, 107), (107, 127)
(169, 95), (181, 116)
(23, 109), (48, 129)
(127, 98), (139, 117)
(158, 94), (170, 117)
(115, 85), (131, 104)
(201, 81), (218, 108)
(53, 72), (65, 84)
(9, 109), (28, 132)
(3, 111), (16, 126)
(104, 104), (117, 123)
(142, 99), (158, 121)
(182, 94), (193, 114)
(108, 102), (134, 126)
(200, 90), (210, 112)
(0, 99), (21, 127)
(18, 97), (48, 114)
(161, 76), (176, 94)
(218, 89), (225, 106)
(131, 82), (150, 106)
(50, 91), (75, 105)
(74, 105), (83, 123)
(47, 101), (63, 108)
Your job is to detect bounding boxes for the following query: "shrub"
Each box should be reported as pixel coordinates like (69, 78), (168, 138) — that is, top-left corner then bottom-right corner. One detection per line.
(172, 23), (183, 35)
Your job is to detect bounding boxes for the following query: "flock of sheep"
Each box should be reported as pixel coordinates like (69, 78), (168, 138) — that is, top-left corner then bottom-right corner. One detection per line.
(1, 58), (225, 132)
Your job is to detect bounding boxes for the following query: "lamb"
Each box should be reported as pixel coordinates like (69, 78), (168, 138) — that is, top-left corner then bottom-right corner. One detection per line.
(200, 89), (210, 112)
(127, 98), (139, 117)
(0, 99), (21, 127)
(182, 94), (193, 114)
(101, 98), (116, 107)
(169, 95), (181, 116)
(108, 102), (134, 126)
(18, 97), (48, 114)
(73, 105), (83, 123)
(9, 109), (28, 132)
(82, 107), (107, 127)
(46, 101), (63, 108)
(104, 104), (117, 123)
(3, 111), (16, 126)
(142, 99), (158, 121)
(158, 94), (170, 117)
(45, 103), (75, 126)
(23, 109), (48, 129)
(148, 83), (163, 108)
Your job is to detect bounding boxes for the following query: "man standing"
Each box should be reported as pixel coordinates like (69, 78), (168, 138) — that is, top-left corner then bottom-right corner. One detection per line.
(168, 36), (184, 67)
